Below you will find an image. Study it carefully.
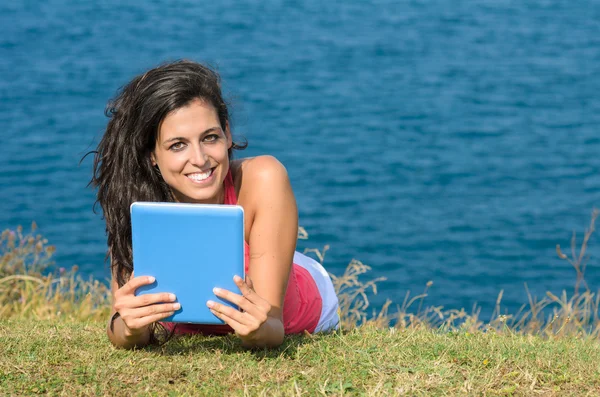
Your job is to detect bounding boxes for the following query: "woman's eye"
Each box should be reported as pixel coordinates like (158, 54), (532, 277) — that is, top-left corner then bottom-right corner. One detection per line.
(203, 134), (220, 143)
(169, 142), (185, 151)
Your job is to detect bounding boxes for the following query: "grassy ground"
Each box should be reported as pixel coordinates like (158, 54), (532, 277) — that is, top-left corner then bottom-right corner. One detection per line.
(3, 216), (600, 395)
(2, 319), (600, 396)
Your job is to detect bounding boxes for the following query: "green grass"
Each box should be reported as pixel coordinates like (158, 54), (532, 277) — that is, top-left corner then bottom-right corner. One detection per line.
(3, 214), (600, 395)
(2, 319), (600, 396)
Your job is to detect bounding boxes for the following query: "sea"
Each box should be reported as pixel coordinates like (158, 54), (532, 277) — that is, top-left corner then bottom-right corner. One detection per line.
(2, 0), (600, 320)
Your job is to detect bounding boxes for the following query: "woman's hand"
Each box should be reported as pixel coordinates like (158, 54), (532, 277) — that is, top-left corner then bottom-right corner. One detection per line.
(113, 276), (180, 338)
(208, 275), (274, 344)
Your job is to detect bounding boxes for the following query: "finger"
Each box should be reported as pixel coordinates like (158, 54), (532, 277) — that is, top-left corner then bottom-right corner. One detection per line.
(244, 275), (254, 290)
(212, 288), (244, 306)
(123, 311), (176, 331)
(132, 292), (177, 308)
(128, 302), (181, 319)
(234, 275), (258, 302)
(207, 299), (250, 325)
(212, 288), (262, 317)
(118, 276), (156, 296)
(120, 303), (179, 328)
(234, 275), (270, 311)
(114, 292), (176, 312)
(208, 308), (248, 335)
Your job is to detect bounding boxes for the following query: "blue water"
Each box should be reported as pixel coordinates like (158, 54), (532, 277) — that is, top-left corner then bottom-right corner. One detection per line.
(2, 0), (600, 319)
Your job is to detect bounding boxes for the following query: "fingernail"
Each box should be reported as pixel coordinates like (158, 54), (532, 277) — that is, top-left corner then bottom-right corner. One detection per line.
(207, 300), (215, 308)
(173, 303), (181, 310)
(213, 287), (221, 294)
(234, 275), (242, 282)
(169, 293), (176, 301)
(148, 276), (155, 283)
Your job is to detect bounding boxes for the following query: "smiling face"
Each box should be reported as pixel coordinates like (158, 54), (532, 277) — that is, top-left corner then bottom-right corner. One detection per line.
(151, 98), (232, 204)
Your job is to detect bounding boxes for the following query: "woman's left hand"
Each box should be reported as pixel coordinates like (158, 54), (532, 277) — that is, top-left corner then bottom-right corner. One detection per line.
(207, 275), (273, 342)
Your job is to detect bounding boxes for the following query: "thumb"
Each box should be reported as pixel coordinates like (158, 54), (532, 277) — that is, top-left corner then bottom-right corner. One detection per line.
(244, 275), (254, 290)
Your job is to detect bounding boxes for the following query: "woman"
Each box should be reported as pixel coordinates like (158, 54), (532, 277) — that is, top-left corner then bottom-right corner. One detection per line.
(91, 60), (339, 349)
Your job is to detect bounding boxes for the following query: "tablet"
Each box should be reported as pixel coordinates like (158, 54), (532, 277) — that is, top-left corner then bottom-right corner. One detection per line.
(130, 202), (245, 324)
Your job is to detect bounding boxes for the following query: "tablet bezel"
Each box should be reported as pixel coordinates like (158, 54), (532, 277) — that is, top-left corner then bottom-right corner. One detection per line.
(130, 201), (245, 324)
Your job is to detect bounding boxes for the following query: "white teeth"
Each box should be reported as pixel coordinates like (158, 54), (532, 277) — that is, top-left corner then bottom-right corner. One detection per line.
(188, 169), (213, 182)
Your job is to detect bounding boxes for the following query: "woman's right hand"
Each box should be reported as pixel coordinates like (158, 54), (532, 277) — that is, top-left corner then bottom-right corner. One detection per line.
(113, 276), (180, 337)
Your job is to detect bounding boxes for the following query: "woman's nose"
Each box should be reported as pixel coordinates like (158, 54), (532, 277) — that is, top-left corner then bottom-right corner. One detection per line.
(190, 144), (209, 166)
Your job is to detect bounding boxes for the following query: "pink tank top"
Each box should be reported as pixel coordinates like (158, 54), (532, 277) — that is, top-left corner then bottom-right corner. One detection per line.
(163, 170), (322, 335)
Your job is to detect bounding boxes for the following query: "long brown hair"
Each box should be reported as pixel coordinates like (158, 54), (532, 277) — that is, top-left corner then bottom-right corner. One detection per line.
(89, 60), (247, 287)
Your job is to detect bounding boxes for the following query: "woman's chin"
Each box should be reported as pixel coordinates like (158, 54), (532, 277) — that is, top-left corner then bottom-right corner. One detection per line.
(173, 182), (223, 204)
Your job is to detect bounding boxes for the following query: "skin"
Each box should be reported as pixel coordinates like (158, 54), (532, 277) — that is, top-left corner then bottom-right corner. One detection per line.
(107, 99), (298, 349)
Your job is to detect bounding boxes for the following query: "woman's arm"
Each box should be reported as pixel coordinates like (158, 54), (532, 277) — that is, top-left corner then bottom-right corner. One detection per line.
(243, 156), (297, 346)
(210, 155), (297, 347)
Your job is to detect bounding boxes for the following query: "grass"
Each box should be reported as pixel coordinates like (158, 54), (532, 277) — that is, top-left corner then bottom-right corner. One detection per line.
(0, 224), (110, 322)
(1, 213), (600, 395)
(2, 320), (600, 395)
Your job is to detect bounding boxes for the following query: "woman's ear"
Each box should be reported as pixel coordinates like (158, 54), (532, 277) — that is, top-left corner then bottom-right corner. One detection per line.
(150, 152), (157, 166)
(225, 121), (233, 149)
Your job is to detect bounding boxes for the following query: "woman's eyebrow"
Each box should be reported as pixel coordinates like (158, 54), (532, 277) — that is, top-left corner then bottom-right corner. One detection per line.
(163, 127), (221, 144)
(164, 136), (187, 143)
(200, 127), (221, 136)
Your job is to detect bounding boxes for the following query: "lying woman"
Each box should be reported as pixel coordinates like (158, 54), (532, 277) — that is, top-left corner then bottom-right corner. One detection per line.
(90, 60), (339, 349)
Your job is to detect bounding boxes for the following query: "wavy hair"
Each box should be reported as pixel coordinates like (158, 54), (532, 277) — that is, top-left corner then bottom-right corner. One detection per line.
(89, 60), (247, 288)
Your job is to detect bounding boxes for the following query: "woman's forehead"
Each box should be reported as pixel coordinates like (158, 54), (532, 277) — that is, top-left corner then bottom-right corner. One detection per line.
(158, 100), (221, 140)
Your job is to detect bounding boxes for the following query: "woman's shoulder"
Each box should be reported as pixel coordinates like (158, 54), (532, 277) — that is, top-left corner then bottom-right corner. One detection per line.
(231, 155), (290, 192)
(231, 156), (295, 236)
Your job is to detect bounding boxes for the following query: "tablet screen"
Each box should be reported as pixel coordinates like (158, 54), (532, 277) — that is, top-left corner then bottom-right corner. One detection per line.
(131, 202), (245, 324)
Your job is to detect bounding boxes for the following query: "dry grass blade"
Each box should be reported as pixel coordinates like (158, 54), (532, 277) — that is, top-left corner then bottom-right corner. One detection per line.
(0, 274), (46, 285)
(1, 224), (110, 322)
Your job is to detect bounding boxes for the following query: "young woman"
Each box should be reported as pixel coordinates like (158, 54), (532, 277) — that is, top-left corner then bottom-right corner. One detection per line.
(91, 60), (339, 349)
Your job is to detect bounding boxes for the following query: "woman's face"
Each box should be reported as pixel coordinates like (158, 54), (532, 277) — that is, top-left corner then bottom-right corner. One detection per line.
(151, 99), (232, 204)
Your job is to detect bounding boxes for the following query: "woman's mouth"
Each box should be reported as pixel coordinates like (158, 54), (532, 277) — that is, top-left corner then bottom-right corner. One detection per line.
(186, 167), (215, 184)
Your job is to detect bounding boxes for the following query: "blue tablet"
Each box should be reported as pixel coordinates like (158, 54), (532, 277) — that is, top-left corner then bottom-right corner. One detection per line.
(130, 202), (245, 324)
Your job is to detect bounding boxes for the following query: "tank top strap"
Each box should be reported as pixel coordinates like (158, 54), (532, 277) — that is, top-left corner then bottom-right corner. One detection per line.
(223, 170), (237, 205)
